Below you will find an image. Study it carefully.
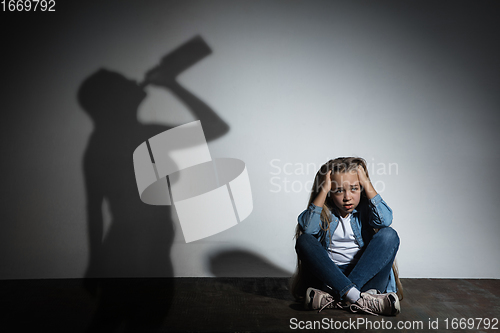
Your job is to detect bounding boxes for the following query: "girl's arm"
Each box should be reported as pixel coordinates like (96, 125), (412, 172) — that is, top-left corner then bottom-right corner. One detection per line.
(357, 166), (377, 200)
(297, 204), (325, 235)
(312, 170), (331, 207)
(367, 194), (393, 228)
(357, 166), (393, 227)
(298, 170), (331, 235)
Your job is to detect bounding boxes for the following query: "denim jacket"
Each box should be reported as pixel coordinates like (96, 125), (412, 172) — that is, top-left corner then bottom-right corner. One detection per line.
(297, 194), (397, 293)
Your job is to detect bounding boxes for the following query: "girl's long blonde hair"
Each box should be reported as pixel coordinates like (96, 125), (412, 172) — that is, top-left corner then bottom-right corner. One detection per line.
(289, 157), (403, 301)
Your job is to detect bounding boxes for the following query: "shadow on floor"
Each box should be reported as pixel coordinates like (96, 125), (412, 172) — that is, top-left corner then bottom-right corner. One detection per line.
(208, 249), (294, 301)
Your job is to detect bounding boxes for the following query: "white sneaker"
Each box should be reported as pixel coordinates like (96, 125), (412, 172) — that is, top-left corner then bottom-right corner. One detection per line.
(350, 291), (401, 316)
(304, 287), (348, 312)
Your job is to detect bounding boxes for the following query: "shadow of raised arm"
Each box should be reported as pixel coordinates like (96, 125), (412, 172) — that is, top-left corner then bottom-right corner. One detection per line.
(165, 80), (229, 141)
(143, 35), (229, 141)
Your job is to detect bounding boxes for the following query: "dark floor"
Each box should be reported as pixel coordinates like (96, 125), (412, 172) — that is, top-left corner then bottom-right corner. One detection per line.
(1, 278), (499, 332)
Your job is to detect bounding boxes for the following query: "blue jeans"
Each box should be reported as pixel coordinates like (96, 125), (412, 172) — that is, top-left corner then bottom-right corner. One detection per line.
(295, 228), (399, 298)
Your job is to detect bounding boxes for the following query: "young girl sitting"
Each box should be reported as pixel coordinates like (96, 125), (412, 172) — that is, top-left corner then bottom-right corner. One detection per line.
(291, 157), (402, 316)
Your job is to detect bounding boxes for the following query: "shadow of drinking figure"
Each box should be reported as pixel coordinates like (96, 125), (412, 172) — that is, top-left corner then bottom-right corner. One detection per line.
(78, 36), (229, 332)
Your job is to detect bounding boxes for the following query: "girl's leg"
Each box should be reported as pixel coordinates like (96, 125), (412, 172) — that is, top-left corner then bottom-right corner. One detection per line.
(347, 227), (400, 292)
(357, 257), (394, 292)
(295, 233), (355, 298)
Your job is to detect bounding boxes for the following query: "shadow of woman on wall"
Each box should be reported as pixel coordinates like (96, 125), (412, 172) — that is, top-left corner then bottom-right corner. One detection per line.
(78, 36), (229, 332)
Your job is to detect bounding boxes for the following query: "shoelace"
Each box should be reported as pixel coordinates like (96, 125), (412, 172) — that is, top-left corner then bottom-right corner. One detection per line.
(350, 294), (381, 316)
(318, 298), (345, 313)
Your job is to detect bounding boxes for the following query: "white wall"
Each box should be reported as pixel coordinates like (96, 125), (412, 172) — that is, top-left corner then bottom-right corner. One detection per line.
(1, 0), (499, 279)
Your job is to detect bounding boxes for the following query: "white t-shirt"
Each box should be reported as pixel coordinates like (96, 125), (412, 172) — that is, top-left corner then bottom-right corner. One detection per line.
(328, 213), (361, 265)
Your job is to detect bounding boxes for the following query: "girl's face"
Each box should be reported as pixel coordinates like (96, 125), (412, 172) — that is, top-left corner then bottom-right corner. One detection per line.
(330, 171), (362, 218)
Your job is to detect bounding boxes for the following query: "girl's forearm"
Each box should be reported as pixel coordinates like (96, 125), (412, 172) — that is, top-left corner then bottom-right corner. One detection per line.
(312, 188), (329, 207)
(357, 165), (378, 199)
(363, 181), (378, 200)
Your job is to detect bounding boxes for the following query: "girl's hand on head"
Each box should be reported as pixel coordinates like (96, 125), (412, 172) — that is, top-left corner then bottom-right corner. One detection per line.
(356, 165), (370, 188)
(322, 170), (332, 193)
(357, 165), (378, 199)
(313, 170), (332, 208)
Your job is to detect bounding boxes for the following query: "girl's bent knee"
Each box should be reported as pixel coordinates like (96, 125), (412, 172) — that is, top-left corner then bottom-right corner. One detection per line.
(295, 233), (317, 252)
(375, 227), (400, 247)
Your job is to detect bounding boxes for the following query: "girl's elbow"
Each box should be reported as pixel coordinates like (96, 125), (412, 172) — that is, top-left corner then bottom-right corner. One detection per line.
(381, 215), (393, 227)
(371, 214), (393, 228)
(302, 227), (319, 235)
(385, 212), (394, 225)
